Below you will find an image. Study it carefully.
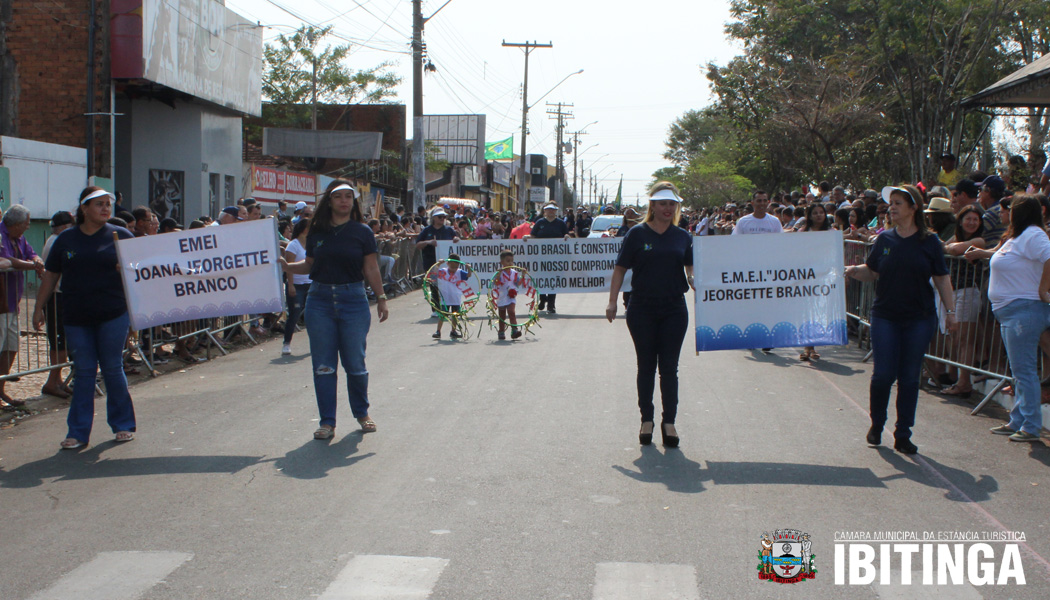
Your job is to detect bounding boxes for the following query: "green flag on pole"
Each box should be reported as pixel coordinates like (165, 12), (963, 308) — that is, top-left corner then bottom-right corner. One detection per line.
(614, 175), (623, 209)
(485, 136), (514, 160)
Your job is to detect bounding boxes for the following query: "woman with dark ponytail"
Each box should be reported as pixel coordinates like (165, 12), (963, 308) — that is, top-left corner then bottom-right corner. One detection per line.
(281, 180), (389, 440)
(32, 186), (137, 449)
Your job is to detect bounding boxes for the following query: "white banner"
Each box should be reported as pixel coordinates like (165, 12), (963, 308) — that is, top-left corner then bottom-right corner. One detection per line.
(116, 219), (283, 331)
(694, 230), (848, 352)
(436, 238), (630, 294)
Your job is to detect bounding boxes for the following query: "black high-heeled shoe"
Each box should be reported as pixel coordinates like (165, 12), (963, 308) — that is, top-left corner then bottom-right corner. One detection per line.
(639, 422), (654, 446)
(661, 422), (679, 448)
(866, 425), (881, 446)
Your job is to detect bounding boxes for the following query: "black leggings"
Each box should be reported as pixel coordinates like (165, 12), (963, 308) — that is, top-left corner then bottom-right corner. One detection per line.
(626, 296), (689, 424)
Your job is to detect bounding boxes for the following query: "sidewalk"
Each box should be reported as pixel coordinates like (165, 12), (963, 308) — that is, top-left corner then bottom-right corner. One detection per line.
(0, 327), (282, 431)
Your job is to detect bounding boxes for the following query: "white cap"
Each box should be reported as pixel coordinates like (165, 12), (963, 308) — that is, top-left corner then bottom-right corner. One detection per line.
(881, 186), (918, 205)
(330, 183), (360, 198)
(648, 189), (683, 203)
(542, 204), (558, 210)
(81, 189), (114, 204)
(295, 201), (307, 211)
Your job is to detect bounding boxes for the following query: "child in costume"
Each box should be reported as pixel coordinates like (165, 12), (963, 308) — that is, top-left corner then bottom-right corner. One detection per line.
(493, 249), (523, 340)
(430, 253), (471, 339)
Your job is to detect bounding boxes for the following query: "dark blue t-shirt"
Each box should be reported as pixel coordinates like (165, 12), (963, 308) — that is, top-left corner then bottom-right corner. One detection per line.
(416, 224), (457, 267)
(306, 221), (378, 285)
(44, 223), (135, 326)
(531, 217), (569, 239)
(865, 228), (949, 321)
(616, 223), (694, 298)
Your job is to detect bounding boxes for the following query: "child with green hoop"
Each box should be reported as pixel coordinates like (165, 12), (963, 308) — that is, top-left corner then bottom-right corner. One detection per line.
(430, 253), (471, 339)
(493, 249), (523, 340)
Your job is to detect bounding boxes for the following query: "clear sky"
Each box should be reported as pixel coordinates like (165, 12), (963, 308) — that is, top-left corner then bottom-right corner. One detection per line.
(224, 0), (741, 203)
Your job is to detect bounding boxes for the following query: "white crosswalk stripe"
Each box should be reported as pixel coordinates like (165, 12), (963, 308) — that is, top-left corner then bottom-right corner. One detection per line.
(27, 551), (192, 600)
(592, 562), (701, 600)
(317, 555), (450, 600)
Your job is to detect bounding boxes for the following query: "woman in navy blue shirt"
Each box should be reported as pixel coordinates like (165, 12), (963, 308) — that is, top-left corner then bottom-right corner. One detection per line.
(32, 186), (137, 449)
(607, 182), (694, 447)
(845, 185), (957, 454)
(281, 180), (389, 440)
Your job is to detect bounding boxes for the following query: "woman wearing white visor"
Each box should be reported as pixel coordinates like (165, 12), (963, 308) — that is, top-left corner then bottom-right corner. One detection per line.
(606, 182), (694, 447)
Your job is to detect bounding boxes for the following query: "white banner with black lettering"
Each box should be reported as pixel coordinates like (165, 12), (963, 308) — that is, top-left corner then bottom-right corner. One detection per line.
(436, 238), (630, 294)
(694, 230), (847, 352)
(116, 219), (284, 331)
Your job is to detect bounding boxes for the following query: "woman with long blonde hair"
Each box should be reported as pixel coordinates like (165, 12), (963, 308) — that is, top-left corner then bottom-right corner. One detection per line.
(607, 182), (694, 447)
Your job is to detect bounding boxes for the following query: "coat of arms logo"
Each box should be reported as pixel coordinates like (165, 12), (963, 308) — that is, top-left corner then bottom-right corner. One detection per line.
(758, 528), (816, 583)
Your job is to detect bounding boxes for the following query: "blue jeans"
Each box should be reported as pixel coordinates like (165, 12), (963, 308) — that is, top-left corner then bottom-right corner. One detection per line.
(994, 299), (1050, 435)
(283, 283), (311, 344)
(305, 282), (371, 427)
(64, 312), (136, 443)
(626, 295), (689, 424)
(869, 315), (937, 441)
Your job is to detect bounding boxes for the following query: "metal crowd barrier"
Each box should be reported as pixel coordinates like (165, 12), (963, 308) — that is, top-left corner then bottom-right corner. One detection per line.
(0, 237), (428, 404)
(844, 239), (1014, 415)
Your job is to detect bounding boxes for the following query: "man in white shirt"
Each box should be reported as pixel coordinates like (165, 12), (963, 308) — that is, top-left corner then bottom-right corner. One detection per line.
(834, 186), (851, 210)
(733, 190), (782, 353)
(733, 191), (783, 235)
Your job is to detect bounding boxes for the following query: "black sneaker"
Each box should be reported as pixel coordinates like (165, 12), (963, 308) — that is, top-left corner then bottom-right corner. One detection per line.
(450, 331), (462, 339)
(498, 332), (506, 340)
(761, 348), (773, 354)
(511, 329), (522, 339)
(548, 308), (556, 315)
(432, 331), (441, 339)
(989, 424), (1016, 436)
(1009, 430), (1041, 442)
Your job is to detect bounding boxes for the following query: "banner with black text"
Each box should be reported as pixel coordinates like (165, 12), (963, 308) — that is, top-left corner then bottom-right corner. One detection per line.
(436, 238), (631, 294)
(116, 219), (284, 331)
(694, 230), (847, 351)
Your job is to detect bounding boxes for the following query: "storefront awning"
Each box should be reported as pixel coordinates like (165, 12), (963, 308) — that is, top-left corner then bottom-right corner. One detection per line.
(962, 53), (1050, 108)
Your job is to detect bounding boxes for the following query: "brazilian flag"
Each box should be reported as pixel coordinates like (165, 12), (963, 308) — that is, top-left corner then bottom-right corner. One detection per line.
(485, 136), (513, 160)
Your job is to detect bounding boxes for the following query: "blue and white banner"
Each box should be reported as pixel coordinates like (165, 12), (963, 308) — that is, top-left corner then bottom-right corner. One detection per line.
(694, 230), (847, 352)
(116, 219), (284, 331)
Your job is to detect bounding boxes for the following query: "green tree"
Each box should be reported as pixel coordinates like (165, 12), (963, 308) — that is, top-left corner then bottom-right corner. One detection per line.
(706, 0), (1014, 186)
(262, 25), (401, 127)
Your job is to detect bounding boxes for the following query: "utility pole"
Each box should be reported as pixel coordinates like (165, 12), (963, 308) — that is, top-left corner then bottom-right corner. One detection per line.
(503, 40), (552, 213)
(410, 1), (451, 212)
(546, 102), (573, 211)
(412, 1), (425, 213)
(568, 130), (589, 206)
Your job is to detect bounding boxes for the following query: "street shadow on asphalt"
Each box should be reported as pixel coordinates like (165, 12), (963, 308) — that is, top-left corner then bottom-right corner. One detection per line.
(613, 446), (705, 493)
(874, 447), (998, 502)
(274, 433), (375, 480)
(270, 355), (311, 366)
(742, 348), (866, 376)
(0, 444), (267, 489)
(805, 359), (866, 377)
(742, 350), (798, 369)
(1028, 444), (1050, 467)
(613, 451), (888, 494)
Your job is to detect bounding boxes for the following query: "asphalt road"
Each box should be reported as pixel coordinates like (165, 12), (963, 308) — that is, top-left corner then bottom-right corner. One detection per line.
(1, 291), (1049, 599)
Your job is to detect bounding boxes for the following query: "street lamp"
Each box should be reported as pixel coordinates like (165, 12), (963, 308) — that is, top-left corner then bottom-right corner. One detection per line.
(515, 68), (584, 211)
(570, 119), (598, 202)
(584, 154), (611, 207)
(593, 164), (616, 207)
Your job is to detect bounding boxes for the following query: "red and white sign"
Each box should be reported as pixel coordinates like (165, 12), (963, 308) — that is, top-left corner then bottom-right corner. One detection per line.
(249, 165), (316, 204)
